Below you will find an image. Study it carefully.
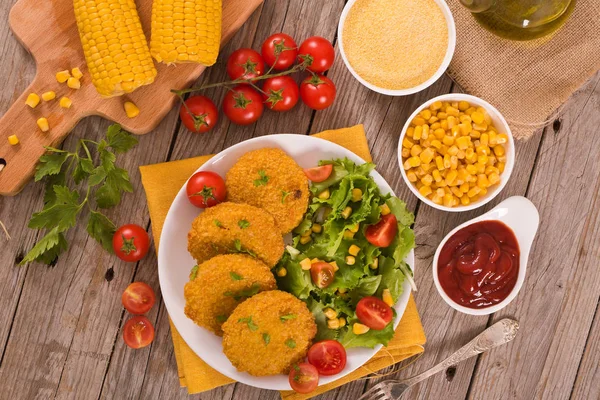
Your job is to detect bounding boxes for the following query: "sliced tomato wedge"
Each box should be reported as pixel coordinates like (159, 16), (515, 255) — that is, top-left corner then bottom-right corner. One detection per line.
(365, 214), (398, 248)
(310, 262), (335, 289)
(356, 296), (393, 330)
(304, 164), (333, 182)
(289, 363), (319, 394)
(122, 282), (156, 315)
(307, 340), (347, 376)
(123, 316), (155, 349)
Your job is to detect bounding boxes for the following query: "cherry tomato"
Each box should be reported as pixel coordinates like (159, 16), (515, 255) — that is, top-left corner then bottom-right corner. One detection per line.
(223, 85), (264, 125)
(226, 48), (265, 81)
(356, 296), (393, 330)
(310, 262), (335, 289)
(307, 340), (347, 376)
(122, 282), (156, 315)
(179, 96), (218, 133)
(288, 363), (319, 394)
(300, 75), (336, 110)
(298, 36), (335, 73)
(303, 164), (333, 182)
(186, 171), (227, 208)
(262, 76), (299, 112)
(113, 224), (150, 263)
(365, 214), (398, 248)
(261, 33), (298, 70)
(123, 316), (155, 349)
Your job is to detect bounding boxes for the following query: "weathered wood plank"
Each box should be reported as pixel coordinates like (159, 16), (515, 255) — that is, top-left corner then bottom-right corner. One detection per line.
(467, 73), (600, 400)
(571, 302), (600, 400)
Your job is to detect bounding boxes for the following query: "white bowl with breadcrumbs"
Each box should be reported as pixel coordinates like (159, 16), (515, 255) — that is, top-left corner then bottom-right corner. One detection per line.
(338, 0), (456, 96)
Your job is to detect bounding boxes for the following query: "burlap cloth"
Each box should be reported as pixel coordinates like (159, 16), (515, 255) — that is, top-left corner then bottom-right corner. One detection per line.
(447, 0), (600, 139)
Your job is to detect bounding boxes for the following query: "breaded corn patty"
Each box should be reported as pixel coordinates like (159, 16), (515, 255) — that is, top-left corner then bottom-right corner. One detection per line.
(187, 202), (284, 267)
(222, 290), (317, 376)
(184, 254), (277, 336)
(225, 148), (310, 234)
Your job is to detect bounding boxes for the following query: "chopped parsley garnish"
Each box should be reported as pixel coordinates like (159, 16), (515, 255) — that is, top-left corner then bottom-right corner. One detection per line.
(189, 265), (199, 280)
(285, 339), (296, 349)
(281, 190), (291, 204)
(216, 315), (227, 323)
(262, 333), (270, 345)
(253, 170), (269, 186)
(214, 219), (223, 228)
(238, 316), (258, 331)
(238, 220), (250, 229)
(224, 283), (261, 301)
(280, 314), (297, 322)
(230, 271), (243, 281)
(232, 239), (257, 258)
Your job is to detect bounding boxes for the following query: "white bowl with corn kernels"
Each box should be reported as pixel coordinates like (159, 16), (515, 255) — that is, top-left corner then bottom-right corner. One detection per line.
(397, 94), (515, 212)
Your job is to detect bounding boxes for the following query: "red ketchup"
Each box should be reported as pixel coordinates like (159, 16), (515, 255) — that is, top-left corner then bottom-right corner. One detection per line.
(437, 220), (520, 309)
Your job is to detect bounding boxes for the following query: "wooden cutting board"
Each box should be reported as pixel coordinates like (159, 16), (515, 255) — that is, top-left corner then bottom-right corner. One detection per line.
(0, 0), (262, 196)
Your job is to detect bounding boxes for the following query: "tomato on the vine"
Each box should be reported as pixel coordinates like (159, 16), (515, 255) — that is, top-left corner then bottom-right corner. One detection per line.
(179, 96), (218, 133)
(300, 75), (337, 110)
(226, 48), (265, 81)
(298, 36), (335, 73)
(223, 85), (264, 125)
(186, 171), (227, 208)
(262, 76), (299, 112)
(261, 33), (298, 71)
(113, 224), (150, 263)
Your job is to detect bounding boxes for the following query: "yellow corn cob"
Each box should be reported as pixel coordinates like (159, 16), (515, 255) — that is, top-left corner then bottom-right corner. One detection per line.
(73, 0), (157, 97)
(150, 0), (222, 65)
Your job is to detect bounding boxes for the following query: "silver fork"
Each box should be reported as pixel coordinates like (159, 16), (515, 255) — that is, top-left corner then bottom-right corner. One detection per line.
(358, 318), (519, 400)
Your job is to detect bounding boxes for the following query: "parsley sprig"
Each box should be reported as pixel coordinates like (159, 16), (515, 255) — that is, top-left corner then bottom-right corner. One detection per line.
(20, 125), (138, 265)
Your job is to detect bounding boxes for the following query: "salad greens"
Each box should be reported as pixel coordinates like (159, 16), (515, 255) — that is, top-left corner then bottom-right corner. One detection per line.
(275, 158), (415, 348)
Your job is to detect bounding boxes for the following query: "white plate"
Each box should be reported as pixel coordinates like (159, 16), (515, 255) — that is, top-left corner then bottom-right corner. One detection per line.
(158, 134), (415, 391)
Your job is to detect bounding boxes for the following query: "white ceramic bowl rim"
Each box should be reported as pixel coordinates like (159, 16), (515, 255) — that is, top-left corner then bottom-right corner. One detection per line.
(337, 0), (457, 96)
(397, 93), (516, 213)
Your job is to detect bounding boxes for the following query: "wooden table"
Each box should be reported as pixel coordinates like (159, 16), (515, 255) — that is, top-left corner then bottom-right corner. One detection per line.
(1, 1), (599, 399)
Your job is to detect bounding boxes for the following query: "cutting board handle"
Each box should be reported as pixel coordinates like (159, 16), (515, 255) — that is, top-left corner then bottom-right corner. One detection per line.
(0, 71), (85, 196)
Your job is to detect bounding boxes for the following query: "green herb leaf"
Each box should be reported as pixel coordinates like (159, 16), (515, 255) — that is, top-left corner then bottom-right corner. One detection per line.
(214, 219), (223, 228)
(263, 333), (270, 345)
(20, 227), (68, 265)
(99, 146), (116, 173)
(238, 220), (250, 229)
(43, 170), (67, 206)
(238, 316), (258, 331)
(73, 157), (94, 184)
(285, 339), (296, 348)
(224, 282), (261, 301)
(230, 271), (243, 281)
(253, 170), (269, 187)
(280, 314), (297, 322)
(231, 239), (257, 258)
(107, 124), (138, 153)
(28, 186), (80, 232)
(35, 152), (70, 182)
(190, 265), (199, 280)
(216, 315), (228, 323)
(281, 190), (290, 204)
(86, 210), (116, 253)
(95, 167), (133, 208)
(88, 167), (107, 186)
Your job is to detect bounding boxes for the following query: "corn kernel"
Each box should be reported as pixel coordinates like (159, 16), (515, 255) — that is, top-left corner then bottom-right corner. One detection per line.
(37, 117), (49, 132)
(413, 125), (423, 140)
(124, 101), (140, 118)
(493, 145), (505, 157)
(330, 261), (339, 271)
(410, 145), (423, 157)
(402, 137), (414, 148)
(59, 97), (72, 109)
(343, 230), (355, 239)
(477, 174), (490, 188)
(471, 111), (485, 124)
(430, 100), (443, 110)
(431, 194), (443, 204)
(71, 67), (84, 79)
(407, 170), (418, 183)
(420, 148), (435, 164)
(370, 258), (379, 270)
(351, 188), (363, 202)
(25, 93), (40, 108)
(300, 235), (312, 245)
(346, 255), (356, 265)
(276, 267), (287, 277)
(496, 134), (509, 144)
(447, 145), (459, 156)
(353, 323), (370, 335)
(442, 194), (454, 207)
(406, 127), (414, 138)
(402, 148), (411, 158)
(41, 91), (56, 101)
(420, 109), (432, 120)
(460, 195), (470, 205)
(338, 317), (347, 327)
(324, 308), (338, 320)
(419, 185), (432, 197)
(67, 77), (81, 89)
(446, 170), (458, 185)
(341, 206), (352, 219)
(422, 124), (430, 140)
(349, 224), (359, 233)
(318, 189), (330, 200)
(488, 172), (500, 185)
(338, 288), (347, 294)
(300, 258), (312, 270)
(301, 229), (312, 237)
(412, 116), (426, 126)
(349, 244), (361, 256)
(312, 223), (322, 233)
(382, 289), (394, 307)
(467, 186), (481, 198)
(328, 319), (340, 329)
(458, 101), (470, 111)
(8, 135), (19, 145)
(56, 70), (71, 83)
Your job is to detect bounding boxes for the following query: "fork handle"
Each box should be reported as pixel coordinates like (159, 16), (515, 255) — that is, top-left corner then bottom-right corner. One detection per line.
(401, 318), (519, 388)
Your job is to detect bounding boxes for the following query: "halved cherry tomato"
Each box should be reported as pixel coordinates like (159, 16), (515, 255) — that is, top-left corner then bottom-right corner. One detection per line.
(303, 164), (333, 182)
(223, 85), (264, 125)
(123, 316), (155, 349)
(226, 48), (265, 81)
(122, 282), (156, 315)
(298, 36), (335, 73)
(261, 33), (298, 71)
(289, 363), (319, 394)
(307, 340), (347, 376)
(365, 214), (398, 248)
(310, 262), (335, 289)
(300, 75), (337, 110)
(262, 76), (299, 112)
(113, 224), (150, 263)
(186, 171), (227, 208)
(179, 95), (218, 133)
(356, 296), (393, 330)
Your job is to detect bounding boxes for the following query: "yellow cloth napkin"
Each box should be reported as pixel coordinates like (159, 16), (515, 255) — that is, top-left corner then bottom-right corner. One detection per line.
(139, 125), (427, 398)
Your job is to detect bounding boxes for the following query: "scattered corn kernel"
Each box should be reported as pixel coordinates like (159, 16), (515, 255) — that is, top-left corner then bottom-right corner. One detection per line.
(300, 258), (312, 270)
(370, 258), (379, 270)
(318, 189), (330, 200)
(67, 77), (81, 89)
(59, 97), (72, 109)
(382, 289), (394, 307)
(37, 117), (49, 132)
(41, 91), (56, 102)
(276, 267), (287, 277)
(324, 308), (338, 320)
(346, 255), (356, 265)
(327, 319), (340, 329)
(338, 288), (347, 294)
(25, 93), (40, 108)
(312, 223), (322, 233)
(71, 67), (83, 79)
(349, 244), (360, 256)
(300, 235), (312, 245)
(343, 230), (355, 239)
(8, 135), (19, 145)
(330, 261), (339, 271)
(353, 323), (370, 335)
(124, 101), (140, 118)
(351, 188), (363, 202)
(349, 224), (359, 233)
(301, 229), (312, 237)
(380, 203), (391, 215)
(341, 206), (352, 219)
(338, 317), (347, 327)
(56, 70), (71, 83)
